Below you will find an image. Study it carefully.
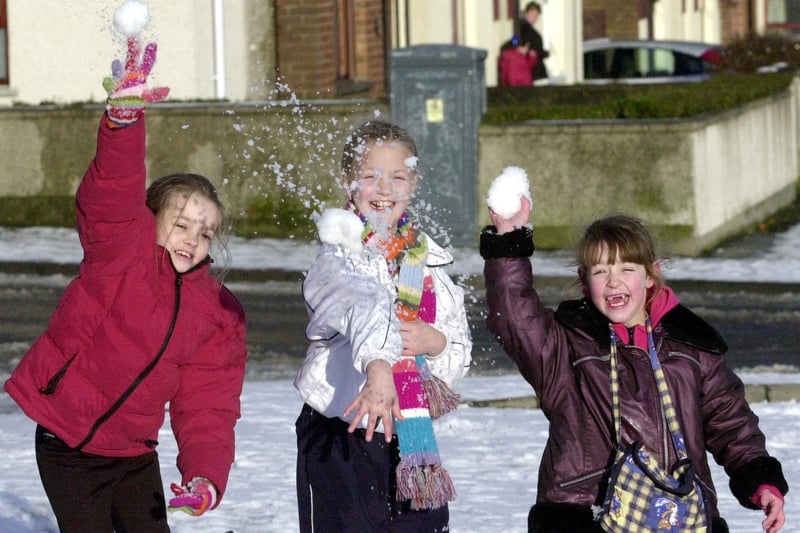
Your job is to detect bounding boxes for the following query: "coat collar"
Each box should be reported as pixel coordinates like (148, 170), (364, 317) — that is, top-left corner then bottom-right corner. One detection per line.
(555, 297), (728, 354)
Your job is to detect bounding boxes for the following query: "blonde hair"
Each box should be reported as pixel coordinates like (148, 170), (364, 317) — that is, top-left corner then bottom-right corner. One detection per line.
(339, 120), (418, 184)
(146, 173), (232, 277)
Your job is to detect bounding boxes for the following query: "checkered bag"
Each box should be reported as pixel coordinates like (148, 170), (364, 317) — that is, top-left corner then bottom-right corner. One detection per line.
(597, 319), (708, 532)
(600, 442), (707, 532)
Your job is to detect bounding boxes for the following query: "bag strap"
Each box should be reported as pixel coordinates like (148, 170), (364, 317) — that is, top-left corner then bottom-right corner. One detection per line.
(609, 316), (689, 460)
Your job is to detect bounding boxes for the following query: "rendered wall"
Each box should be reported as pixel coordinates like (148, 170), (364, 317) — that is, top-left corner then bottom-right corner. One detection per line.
(1, 86), (796, 256)
(477, 81), (799, 255)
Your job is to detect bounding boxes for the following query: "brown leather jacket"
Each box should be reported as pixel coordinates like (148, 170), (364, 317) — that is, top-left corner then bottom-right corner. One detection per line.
(481, 227), (787, 529)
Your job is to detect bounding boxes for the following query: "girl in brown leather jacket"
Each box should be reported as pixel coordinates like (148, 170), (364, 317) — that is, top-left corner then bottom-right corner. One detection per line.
(480, 197), (788, 533)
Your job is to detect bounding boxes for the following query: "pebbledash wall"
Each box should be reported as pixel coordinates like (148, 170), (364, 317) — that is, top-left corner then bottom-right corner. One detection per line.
(1, 81), (798, 256)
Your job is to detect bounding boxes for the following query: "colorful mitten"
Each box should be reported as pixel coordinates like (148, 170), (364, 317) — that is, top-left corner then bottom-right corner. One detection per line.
(168, 477), (217, 516)
(102, 37), (169, 128)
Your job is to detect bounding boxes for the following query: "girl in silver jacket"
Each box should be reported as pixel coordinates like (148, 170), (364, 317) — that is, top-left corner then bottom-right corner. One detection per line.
(294, 120), (472, 532)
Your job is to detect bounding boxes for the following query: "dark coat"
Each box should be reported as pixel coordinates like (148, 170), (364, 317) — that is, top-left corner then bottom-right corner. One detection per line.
(4, 117), (247, 501)
(519, 19), (549, 80)
(481, 227), (787, 532)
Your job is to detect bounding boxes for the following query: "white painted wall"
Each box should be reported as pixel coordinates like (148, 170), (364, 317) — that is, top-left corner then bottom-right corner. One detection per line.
(538, 0), (583, 85)
(692, 84), (798, 238)
(1, 0), (252, 106)
(401, 0), (583, 87)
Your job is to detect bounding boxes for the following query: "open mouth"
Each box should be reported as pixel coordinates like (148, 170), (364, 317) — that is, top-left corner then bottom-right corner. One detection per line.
(605, 294), (629, 308)
(369, 201), (394, 211)
(173, 249), (194, 262)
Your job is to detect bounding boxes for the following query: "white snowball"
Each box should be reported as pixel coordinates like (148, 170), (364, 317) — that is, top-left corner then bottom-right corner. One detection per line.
(486, 166), (532, 219)
(113, 0), (150, 37)
(316, 208), (364, 253)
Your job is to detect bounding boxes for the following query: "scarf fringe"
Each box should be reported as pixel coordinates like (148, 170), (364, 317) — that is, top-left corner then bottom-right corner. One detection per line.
(422, 374), (461, 419)
(396, 463), (456, 511)
(417, 356), (460, 419)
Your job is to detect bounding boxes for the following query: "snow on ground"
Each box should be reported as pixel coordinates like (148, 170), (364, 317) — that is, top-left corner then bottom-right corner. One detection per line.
(3, 223), (800, 282)
(1, 225), (799, 531)
(1, 376), (799, 532)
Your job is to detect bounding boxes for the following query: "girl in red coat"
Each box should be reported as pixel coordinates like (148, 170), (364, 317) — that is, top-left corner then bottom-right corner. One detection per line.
(4, 38), (247, 532)
(499, 36), (539, 87)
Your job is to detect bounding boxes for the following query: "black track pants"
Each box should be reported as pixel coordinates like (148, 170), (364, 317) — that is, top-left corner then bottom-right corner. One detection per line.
(35, 425), (170, 533)
(296, 404), (449, 533)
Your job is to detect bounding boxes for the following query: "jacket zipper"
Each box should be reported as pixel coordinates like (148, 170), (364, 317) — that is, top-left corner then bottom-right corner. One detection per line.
(619, 339), (670, 467)
(559, 468), (606, 488)
(39, 353), (78, 394)
(76, 274), (183, 451)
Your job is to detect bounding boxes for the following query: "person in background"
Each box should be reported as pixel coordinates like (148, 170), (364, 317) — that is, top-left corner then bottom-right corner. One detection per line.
(480, 201), (787, 532)
(3, 37), (247, 532)
(294, 120), (472, 532)
(499, 36), (539, 87)
(519, 1), (550, 83)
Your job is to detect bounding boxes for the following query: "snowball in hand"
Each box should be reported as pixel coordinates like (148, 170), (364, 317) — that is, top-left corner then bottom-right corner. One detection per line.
(113, 0), (150, 37)
(487, 166), (532, 219)
(316, 208), (364, 253)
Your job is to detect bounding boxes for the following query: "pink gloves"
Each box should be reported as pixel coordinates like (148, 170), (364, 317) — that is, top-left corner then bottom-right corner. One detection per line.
(103, 37), (170, 128)
(168, 477), (217, 516)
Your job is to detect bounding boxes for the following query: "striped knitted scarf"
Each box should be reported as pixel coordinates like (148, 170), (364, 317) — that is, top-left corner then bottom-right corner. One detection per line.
(347, 202), (459, 510)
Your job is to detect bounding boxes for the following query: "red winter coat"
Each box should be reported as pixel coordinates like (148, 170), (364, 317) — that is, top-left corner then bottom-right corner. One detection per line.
(4, 117), (247, 501)
(499, 47), (538, 87)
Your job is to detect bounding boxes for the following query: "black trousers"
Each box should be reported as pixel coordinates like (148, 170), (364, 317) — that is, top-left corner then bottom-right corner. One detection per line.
(296, 404), (449, 533)
(35, 425), (169, 533)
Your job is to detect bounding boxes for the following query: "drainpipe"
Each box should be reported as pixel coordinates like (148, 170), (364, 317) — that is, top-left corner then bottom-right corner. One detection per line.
(213, 0), (226, 99)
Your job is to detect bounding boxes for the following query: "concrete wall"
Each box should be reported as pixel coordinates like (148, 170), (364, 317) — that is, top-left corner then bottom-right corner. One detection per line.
(478, 80), (799, 255)
(1, 83), (796, 256)
(0, 100), (387, 214)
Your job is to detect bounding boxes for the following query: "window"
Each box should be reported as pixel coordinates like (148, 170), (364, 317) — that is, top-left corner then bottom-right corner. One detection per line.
(766, 0), (800, 34)
(0, 0), (8, 84)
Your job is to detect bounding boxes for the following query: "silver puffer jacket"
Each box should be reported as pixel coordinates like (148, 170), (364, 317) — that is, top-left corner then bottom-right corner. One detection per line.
(294, 234), (472, 429)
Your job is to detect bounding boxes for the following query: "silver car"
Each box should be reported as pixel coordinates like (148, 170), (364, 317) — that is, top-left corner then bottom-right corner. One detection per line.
(583, 38), (722, 84)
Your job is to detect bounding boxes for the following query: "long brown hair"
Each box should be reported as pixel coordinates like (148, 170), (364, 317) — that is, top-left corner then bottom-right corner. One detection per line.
(575, 214), (664, 298)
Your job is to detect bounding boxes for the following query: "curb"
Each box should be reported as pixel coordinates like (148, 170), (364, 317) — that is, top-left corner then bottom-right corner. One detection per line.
(466, 383), (800, 409)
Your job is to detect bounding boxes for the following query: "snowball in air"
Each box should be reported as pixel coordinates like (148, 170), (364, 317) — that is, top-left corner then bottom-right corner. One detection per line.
(316, 208), (364, 253)
(487, 166), (532, 219)
(113, 0), (150, 37)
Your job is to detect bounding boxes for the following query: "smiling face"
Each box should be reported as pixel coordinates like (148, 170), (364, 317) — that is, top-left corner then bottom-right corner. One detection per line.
(587, 245), (655, 327)
(346, 140), (418, 233)
(156, 191), (221, 273)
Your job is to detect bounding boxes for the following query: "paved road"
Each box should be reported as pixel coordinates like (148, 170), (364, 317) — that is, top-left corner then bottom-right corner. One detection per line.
(1, 265), (799, 381)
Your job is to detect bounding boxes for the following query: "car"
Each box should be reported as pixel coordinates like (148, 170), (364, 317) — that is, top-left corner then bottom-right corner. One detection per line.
(583, 38), (723, 84)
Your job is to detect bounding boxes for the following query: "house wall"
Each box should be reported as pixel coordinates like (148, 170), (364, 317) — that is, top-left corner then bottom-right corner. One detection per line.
(1, 0), (270, 106)
(274, 0), (338, 97)
(0, 1), (778, 107)
(583, 0), (638, 39)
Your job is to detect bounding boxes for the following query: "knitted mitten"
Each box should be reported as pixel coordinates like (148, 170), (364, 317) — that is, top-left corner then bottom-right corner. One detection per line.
(168, 477), (217, 516)
(102, 37), (169, 128)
